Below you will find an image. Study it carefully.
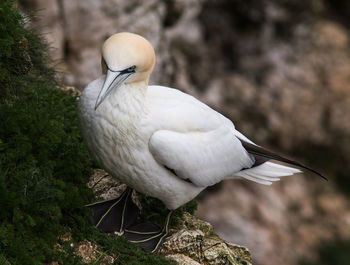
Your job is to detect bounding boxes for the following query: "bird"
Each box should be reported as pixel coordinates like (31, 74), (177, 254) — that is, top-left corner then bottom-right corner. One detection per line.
(78, 32), (326, 253)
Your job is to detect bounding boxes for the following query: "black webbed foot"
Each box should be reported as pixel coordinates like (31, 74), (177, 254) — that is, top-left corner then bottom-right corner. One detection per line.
(124, 210), (173, 253)
(86, 187), (139, 232)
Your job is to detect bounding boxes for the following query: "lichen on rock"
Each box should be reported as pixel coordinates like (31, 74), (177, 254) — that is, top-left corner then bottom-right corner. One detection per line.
(159, 212), (252, 265)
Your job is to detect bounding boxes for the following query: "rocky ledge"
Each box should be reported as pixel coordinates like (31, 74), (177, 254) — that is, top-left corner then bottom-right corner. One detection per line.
(159, 212), (252, 265)
(81, 169), (252, 265)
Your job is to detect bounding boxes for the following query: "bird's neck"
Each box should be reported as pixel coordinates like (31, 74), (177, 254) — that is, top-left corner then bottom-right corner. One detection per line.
(107, 80), (148, 116)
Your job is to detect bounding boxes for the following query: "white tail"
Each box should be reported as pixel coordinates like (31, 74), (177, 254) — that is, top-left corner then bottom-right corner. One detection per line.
(234, 161), (301, 185)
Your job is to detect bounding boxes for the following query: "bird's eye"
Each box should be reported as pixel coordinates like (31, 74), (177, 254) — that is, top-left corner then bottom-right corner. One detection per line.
(120, 65), (136, 74)
(109, 65), (136, 74)
(125, 65), (136, 73)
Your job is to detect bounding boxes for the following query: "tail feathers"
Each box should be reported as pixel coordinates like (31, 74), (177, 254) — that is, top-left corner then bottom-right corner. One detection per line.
(237, 174), (275, 185)
(234, 162), (301, 185)
(260, 161), (301, 174)
(238, 138), (327, 181)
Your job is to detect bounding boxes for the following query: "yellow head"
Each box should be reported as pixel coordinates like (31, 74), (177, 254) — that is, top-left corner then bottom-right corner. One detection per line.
(96, 32), (156, 109)
(102, 32), (155, 82)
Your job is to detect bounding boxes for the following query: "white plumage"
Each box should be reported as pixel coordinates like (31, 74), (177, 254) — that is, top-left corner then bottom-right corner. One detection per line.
(78, 32), (301, 210)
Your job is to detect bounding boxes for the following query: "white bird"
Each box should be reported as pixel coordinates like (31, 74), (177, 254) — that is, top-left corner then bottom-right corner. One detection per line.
(78, 32), (326, 252)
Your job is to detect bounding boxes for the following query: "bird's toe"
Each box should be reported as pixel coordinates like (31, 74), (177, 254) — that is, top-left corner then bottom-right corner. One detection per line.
(86, 187), (139, 232)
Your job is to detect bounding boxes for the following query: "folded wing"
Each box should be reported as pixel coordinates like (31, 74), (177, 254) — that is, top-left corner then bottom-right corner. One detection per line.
(149, 126), (254, 187)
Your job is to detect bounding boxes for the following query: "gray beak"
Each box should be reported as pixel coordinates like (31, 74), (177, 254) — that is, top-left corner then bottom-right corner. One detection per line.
(94, 69), (134, 110)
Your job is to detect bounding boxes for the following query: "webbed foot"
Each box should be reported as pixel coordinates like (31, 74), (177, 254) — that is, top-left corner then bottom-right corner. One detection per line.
(86, 187), (139, 232)
(124, 210), (174, 252)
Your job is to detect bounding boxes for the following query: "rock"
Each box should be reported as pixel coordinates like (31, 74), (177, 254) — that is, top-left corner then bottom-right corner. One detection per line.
(88, 169), (252, 265)
(159, 212), (252, 265)
(88, 169), (127, 200)
(76, 240), (115, 264)
(54, 231), (115, 265)
(166, 254), (201, 265)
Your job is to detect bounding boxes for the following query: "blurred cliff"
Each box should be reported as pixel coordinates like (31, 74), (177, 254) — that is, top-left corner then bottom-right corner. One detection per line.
(19, 0), (350, 264)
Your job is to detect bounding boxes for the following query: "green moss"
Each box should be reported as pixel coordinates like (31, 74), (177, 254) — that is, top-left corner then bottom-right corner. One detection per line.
(0, 2), (177, 264)
(0, 1), (54, 99)
(0, 2), (94, 263)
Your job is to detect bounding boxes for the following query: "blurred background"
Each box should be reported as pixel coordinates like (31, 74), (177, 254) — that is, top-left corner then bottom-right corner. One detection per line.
(18, 0), (350, 264)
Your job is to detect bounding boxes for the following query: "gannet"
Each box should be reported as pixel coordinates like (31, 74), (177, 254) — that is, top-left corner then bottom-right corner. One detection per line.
(78, 32), (326, 252)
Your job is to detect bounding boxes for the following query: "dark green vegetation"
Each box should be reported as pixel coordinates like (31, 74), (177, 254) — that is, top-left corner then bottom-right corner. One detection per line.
(0, 1), (93, 263)
(0, 2), (187, 264)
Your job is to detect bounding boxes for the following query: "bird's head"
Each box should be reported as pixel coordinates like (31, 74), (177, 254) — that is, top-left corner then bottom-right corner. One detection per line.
(95, 32), (155, 110)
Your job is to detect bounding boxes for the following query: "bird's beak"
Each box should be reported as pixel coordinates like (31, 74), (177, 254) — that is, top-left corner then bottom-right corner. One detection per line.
(94, 69), (134, 110)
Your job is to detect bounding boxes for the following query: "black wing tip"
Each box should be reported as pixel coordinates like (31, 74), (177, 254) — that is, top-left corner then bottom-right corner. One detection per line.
(281, 159), (328, 182)
(309, 169), (328, 181)
(238, 138), (328, 181)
